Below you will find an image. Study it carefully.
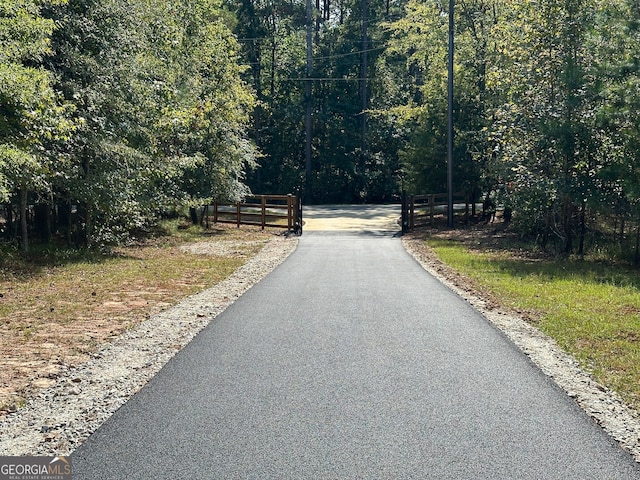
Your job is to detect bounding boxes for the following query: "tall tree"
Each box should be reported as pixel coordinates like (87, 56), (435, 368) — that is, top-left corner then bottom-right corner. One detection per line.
(491, 0), (605, 253)
(381, 0), (497, 197)
(44, 0), (256, 245)
(594, 0), (640, 261)
(231, 0), (406, 203)
(231, 0), (308, 196)
(0, 0), (71, 252)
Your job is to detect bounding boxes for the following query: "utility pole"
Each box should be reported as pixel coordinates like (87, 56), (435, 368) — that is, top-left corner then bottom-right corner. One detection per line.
(305, 0), (313, 199)
(360, 0), (369, 196)
(447, 0), (454, 228)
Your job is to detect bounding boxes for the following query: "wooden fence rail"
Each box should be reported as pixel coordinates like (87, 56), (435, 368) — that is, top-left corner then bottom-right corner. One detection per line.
(208, 194), (300, 232)
(404, 192), (469, 230)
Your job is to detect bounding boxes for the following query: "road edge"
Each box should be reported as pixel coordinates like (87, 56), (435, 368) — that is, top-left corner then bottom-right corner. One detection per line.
(0, 236), (299, 456)
(402, 236), (640, 464)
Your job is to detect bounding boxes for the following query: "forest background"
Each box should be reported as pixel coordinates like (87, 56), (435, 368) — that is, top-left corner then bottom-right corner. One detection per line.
(3, 0), (640, 261)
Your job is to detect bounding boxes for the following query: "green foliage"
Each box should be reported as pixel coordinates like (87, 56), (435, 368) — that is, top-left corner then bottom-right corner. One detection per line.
(489, 0), (605, 252)
(381, 0), (497, 196)
(6, 0), (640, 260)
(0, 0), (55, 63)
(0, 0), (74, 253)
(37, 0), (257, 246)
(380, 0), (640, 259)
(232, 0), (406, 203)
(0, 0), (257, 250)
(0, 0), (68, 199)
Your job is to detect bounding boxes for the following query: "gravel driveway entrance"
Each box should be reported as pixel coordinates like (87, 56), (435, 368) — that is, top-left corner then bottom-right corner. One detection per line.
(302, 204), (401, 232)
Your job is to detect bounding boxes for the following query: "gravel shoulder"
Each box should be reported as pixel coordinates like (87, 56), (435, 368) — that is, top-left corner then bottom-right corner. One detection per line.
(402, 235), (640, 464)
(0, 236), (298, 456)
(2, 229), (639, 465)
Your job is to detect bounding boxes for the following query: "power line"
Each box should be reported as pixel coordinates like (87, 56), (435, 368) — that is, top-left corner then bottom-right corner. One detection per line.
(235, 14), (403, 44)
(241, 45), (388, 66)
(282, 77), (378, 81)
(314, 46), (386, 61)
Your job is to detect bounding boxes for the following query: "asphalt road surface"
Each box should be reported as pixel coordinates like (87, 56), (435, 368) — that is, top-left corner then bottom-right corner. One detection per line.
(72, 206), (640, 479)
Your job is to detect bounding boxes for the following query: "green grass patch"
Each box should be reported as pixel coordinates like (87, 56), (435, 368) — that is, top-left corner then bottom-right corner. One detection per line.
(0, 221), (279, 415)
(427, 236), (640, 410)
(0, 223), (263, 331)
(0, 227), (263, 337)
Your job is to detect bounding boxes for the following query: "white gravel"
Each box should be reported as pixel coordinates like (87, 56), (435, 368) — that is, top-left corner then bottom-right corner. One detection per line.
(1, 232), (639, 466)
(0, 236), (298, 456)
(402, 236), (640, 464)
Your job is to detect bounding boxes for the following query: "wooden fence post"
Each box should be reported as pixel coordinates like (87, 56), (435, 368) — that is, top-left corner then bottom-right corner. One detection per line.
(261, 196), (266, 230)
(429, 194), (435, 224)
(287, 194), (293, 230)
(236, 202), (241, 228)
(465, 192), (470, 223)
(410, 195), (415, 230)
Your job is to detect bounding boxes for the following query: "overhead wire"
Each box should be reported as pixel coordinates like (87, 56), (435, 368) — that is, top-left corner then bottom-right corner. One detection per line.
(235, 12), (403, 44)
(234, 10), (409, 81)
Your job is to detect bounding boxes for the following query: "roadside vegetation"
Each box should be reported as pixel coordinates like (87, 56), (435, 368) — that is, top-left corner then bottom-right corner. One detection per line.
(4, 0), (640, 423)
(7, 0), (640, 262)
(0, 221), (274, 415)
(413, 222), (640, 413)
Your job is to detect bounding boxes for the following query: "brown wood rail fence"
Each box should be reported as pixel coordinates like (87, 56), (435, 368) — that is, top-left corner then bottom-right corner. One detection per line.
(404, 192), (469, 230)
(208, 195), (300, 232)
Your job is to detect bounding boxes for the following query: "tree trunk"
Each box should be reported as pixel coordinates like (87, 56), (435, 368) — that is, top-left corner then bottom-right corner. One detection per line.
(270, 17), (277, 95)
(503, 207), (512, 223)
(4, 204), (13, 240)
(540, 211), (552, 250)
(315, 0), (321, 43)
(635, 222), (640, 267)
(577, 200), (587, 257)
(19, 184), (29, 253)
(34, 203), (52, 244)
(77, 201), (93, 248)
(58, 202), (72, 246)
(562, 197), (573, 255)
(471, 187), (478, 217)
(85, 202), (93, 248)
(189, 207), (199, 225)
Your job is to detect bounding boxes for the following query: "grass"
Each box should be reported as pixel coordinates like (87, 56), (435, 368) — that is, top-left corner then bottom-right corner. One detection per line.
(424, 234), (640, 411)
(0, 221), (276, 414)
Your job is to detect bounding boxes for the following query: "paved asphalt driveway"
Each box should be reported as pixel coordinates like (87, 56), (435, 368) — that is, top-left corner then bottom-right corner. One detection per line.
(72, 206), (640, 479)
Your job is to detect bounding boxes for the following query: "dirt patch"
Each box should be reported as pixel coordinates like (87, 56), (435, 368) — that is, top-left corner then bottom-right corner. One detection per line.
(0, 235), (269, 417)
(0, 235), (298, 455)
(0, 319), (124, 416)
(303, 205), (401, 231)
(179, 240), (267, 256)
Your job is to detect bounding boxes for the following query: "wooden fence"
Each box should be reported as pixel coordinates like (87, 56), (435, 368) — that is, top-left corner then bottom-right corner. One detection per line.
(403, 192), (470, 230)
(208, 194), (301, 232)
